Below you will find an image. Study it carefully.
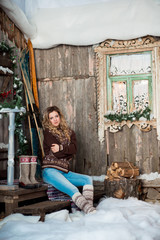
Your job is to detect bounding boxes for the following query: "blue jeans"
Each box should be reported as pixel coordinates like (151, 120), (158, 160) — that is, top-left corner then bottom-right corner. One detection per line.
(42, 168), (93, 197)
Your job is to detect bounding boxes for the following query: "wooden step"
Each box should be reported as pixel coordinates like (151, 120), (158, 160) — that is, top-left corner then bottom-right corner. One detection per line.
(94, 190), (105, 201)
(13, 190), (106, 221)
(13, 200), (71, 221)
(0, 185), (48, 216)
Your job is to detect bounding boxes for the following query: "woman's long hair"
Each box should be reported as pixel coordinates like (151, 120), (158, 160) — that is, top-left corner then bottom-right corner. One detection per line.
(42, 106), (71, 142)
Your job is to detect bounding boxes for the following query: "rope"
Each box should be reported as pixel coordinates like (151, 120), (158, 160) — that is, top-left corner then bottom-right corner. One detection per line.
(124, 158), (135, 178)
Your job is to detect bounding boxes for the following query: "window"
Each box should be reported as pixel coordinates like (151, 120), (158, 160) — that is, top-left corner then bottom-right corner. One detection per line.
(95, 36), (160, 142)
(106, 52), (152, 113)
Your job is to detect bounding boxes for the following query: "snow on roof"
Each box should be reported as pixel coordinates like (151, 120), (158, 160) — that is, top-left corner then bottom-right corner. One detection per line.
(0, 0), (160, 49)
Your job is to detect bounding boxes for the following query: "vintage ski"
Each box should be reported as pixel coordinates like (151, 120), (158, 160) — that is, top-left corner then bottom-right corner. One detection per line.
(27, 39), (39, 109)
(19, 48), (44, 158)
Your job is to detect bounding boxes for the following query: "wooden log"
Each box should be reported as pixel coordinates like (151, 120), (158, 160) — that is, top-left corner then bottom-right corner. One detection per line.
(114, 187), (125, 199)
(105, 178), (142, 199)
(147, 188), (160, 200)
(141, 179), (160, 187)
(107, 168), (120, 179)
(107, 167), (122, 180)
(111, 162), (137, 169)
(107, 167), (139, 179)
(116, 168), (123, 176)
(111, 170), (121, 179)
(107, 169), (114, 181)
(109, 162), (139, 178)
(110, 163), (117, 170)
(120, 168), (139, 178)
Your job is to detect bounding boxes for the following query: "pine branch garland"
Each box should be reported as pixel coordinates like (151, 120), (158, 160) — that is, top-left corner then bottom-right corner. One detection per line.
(0, 41), (28, 157)
(104, 107), (151, 122)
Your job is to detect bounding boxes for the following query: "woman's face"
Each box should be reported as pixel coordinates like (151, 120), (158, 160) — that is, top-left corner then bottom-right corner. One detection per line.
(49, 111), (61, 127)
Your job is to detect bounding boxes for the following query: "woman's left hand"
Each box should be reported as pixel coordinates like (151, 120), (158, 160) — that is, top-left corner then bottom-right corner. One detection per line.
(51, 144), (59, 153)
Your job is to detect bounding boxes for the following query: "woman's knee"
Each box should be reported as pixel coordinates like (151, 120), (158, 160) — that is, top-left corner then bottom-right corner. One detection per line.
(67, 171), (93, 186)
(84, 175), (93, 185)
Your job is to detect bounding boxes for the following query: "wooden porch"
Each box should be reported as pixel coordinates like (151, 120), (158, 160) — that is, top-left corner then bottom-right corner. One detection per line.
(0, 183), (105, 221)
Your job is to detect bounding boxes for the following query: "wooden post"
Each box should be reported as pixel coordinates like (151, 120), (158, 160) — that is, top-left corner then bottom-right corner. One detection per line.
(4, 196), (19, 216)
(0, 107), (26, 189)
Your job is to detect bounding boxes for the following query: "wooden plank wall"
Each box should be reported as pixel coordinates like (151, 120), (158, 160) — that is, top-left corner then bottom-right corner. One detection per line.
(34, 45), (107, 175)
(107, 125), (159, 174)
(34, 44), (160, 175)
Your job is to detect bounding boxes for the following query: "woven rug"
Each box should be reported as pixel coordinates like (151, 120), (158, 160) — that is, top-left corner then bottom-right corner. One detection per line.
(46, 184), (79, 211)
(47, 184), (71, 201)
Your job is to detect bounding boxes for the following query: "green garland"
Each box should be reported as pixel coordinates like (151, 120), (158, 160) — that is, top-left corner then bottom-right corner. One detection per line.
(0, 41), (28, 157)
(104, 106), (151, 123)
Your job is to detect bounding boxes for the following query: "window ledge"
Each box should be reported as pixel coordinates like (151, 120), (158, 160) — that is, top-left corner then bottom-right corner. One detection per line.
(104, 119), (156, 133)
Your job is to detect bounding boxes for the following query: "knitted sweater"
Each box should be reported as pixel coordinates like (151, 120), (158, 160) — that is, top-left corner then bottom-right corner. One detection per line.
(42, 128), (77, 170)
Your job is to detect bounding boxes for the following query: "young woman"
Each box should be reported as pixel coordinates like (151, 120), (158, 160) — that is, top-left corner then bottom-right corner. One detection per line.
(42, 106), (96, 214)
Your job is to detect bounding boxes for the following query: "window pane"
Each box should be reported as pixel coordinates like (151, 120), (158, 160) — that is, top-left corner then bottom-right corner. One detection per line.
(112, 81), (127, 113)
(110, 52), (151, 76)
(133, 80), (149, 110)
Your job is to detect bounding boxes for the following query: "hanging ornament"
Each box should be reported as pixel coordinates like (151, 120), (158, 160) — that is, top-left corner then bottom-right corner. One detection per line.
(131, 117), (136, 121)
(13, 83), (17, 88)
(118, 126), (122, 131)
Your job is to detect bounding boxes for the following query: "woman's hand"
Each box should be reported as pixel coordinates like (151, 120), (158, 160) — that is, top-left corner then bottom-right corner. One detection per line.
(51, 144), (59, 153)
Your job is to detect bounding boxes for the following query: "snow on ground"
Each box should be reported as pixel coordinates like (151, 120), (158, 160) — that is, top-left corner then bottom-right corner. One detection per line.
(0, 197), (160, 240)
(0, 173), (160, 239)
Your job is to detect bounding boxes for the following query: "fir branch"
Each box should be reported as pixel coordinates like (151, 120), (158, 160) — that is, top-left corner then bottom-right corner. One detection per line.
(104, 107), (151, 123)
(0, 41), (28, 157)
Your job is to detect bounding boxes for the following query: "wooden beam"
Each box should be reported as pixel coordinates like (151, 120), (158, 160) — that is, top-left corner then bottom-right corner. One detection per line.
(0, 7), (27, 49)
